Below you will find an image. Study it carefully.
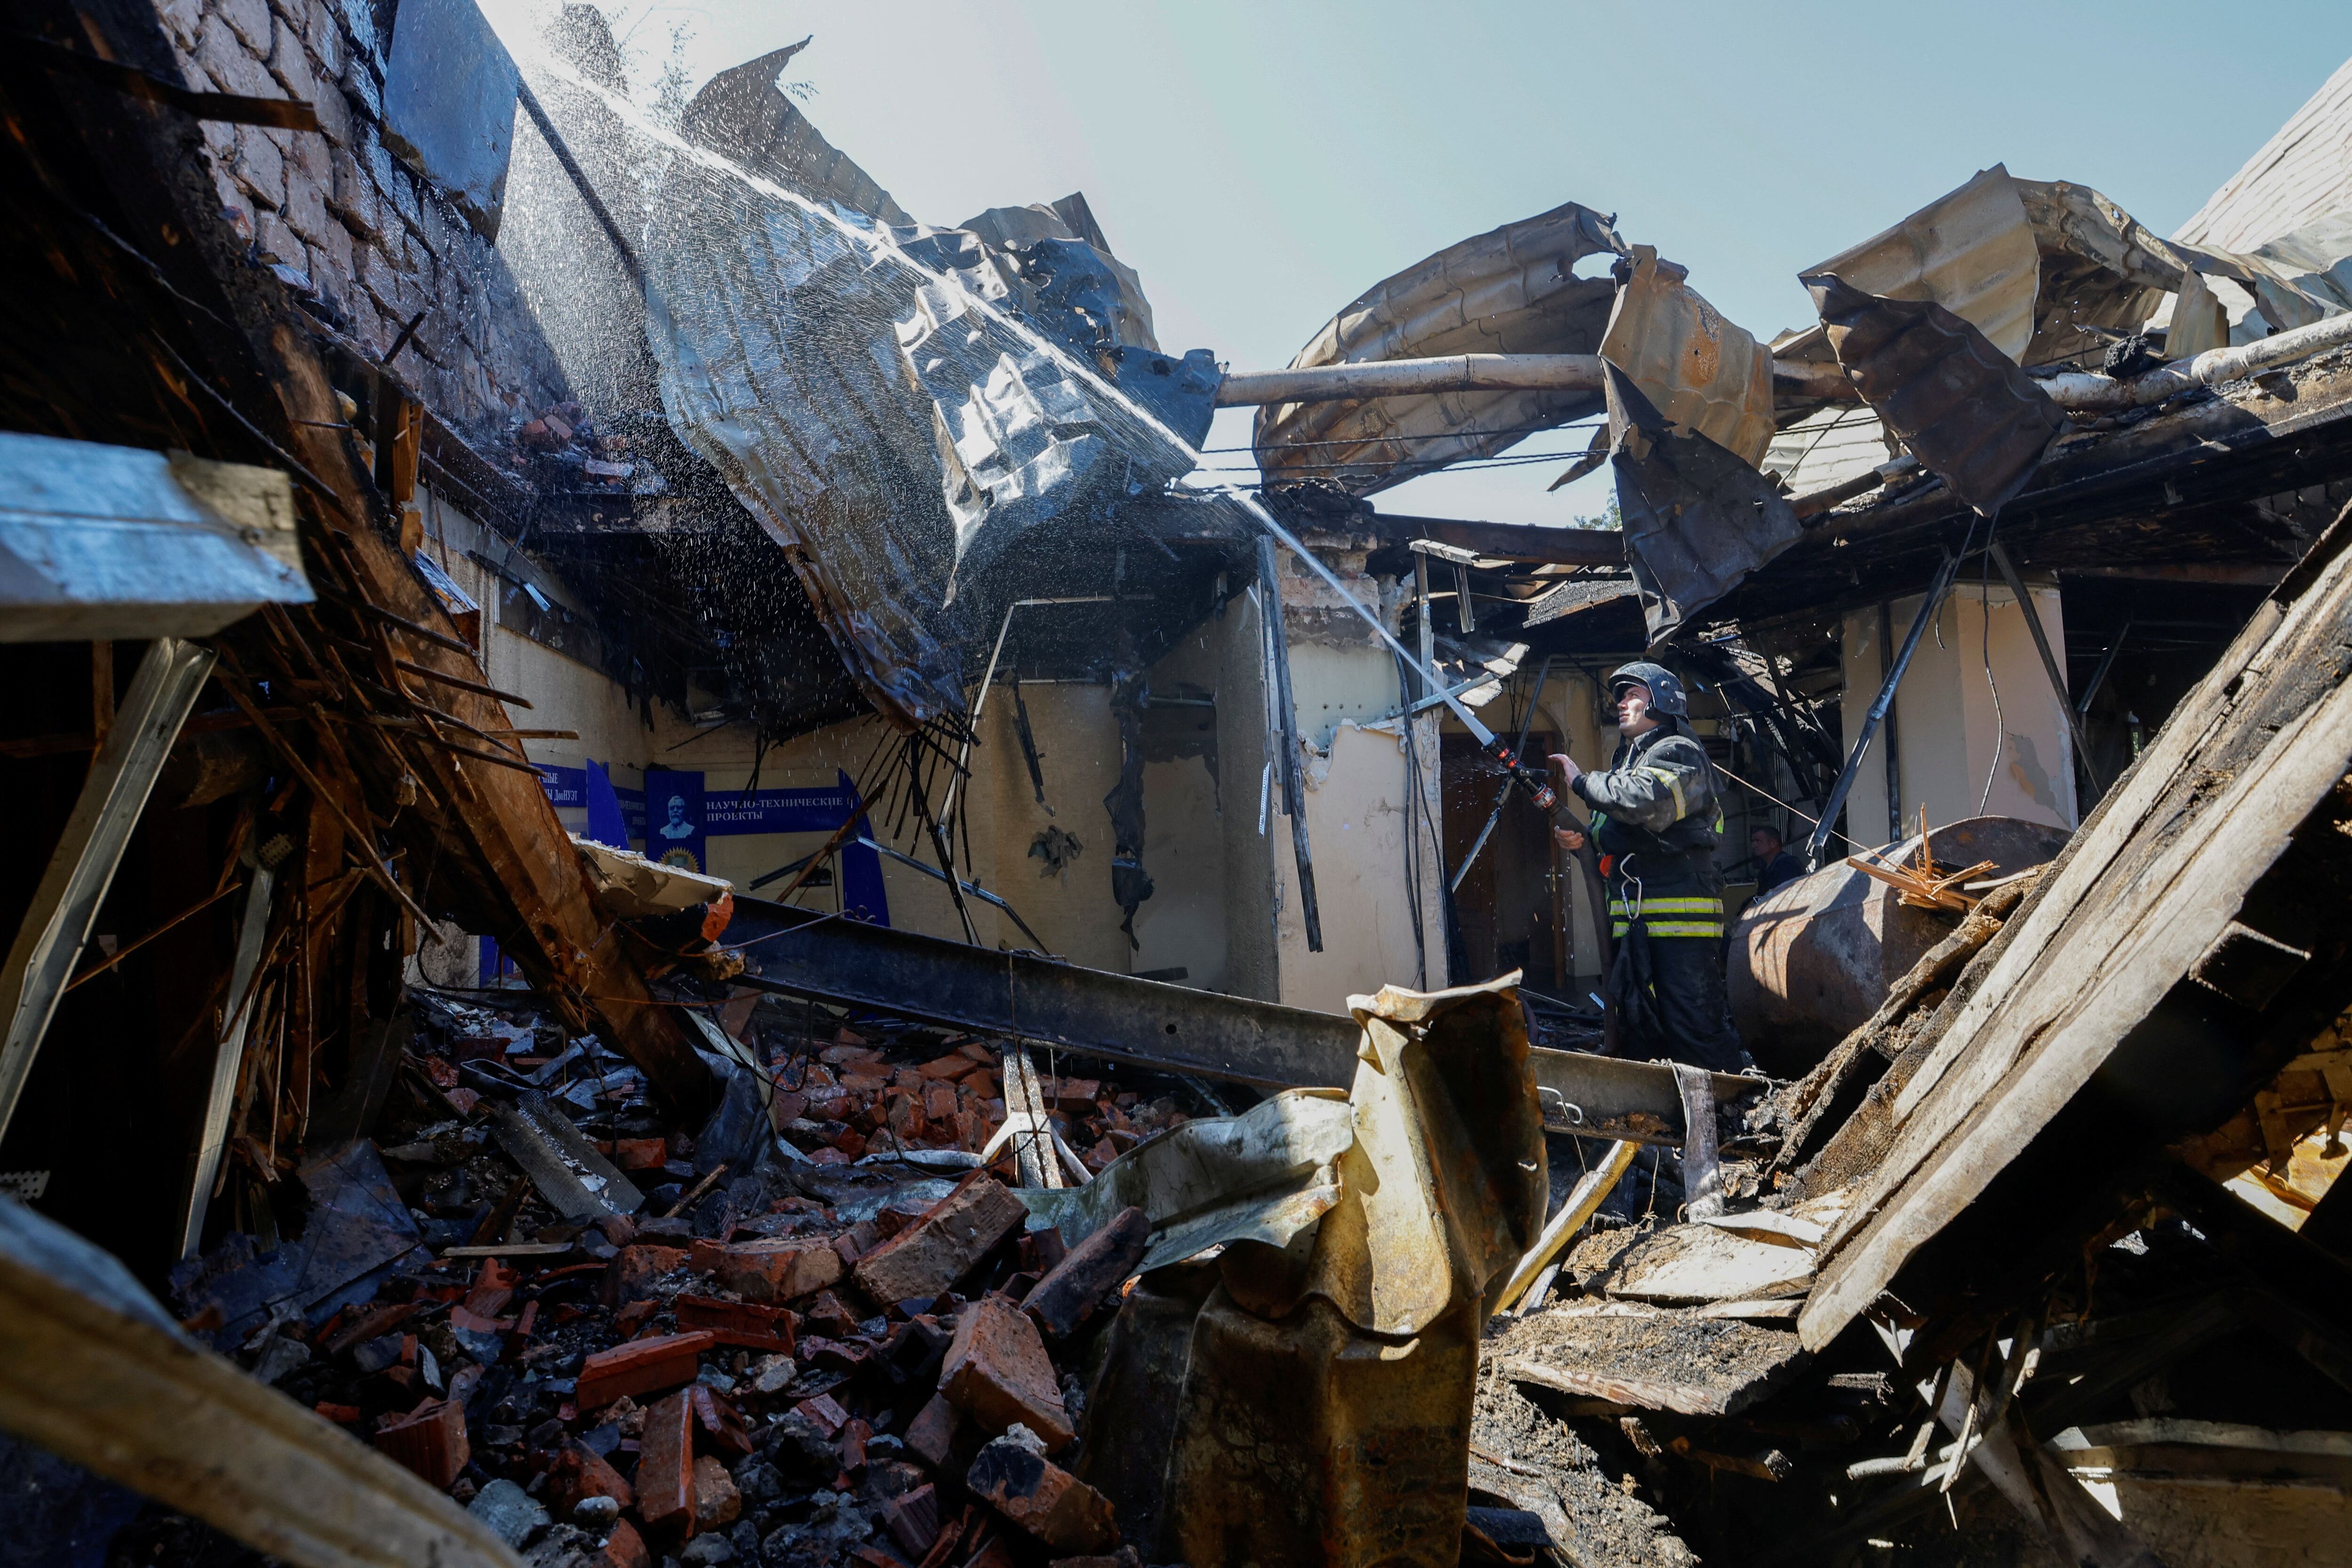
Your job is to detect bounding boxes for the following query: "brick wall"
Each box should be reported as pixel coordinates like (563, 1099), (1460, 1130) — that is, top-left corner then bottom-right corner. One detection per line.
(156, 0), (569, 443)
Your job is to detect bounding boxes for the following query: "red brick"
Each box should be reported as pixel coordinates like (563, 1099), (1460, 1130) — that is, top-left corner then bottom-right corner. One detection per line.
(546, 1439), (634, 1514)
(918, 1056), (972, 1081)
(805, 1291), (859, 1338)
(792, 1391), (849, 1437)
(599, 1244), (688, 1308)
(613, 1300), (658, 1337)
(692, 1236), (845, 1304)
(596, 1519), (651, 1568)
(675, 1293), (795, 1353)
(637, 1391), (695, 1537)
(691, 1453), (741, 1530)
(940, 1295), (1074, 1450)
(905, 1393), (960, 1469)
(608, 1137), (667, 1171)
(966, 1436), (1117, 1554)
(690, 1384), (754, 1457)
(851, 1173), (1027, 1305)
(1021, 1207), (1149, 1341)
(314, 1401), (361, 1424)
(373, 1396), (469, 1488)
(323, 1301), (416, 1356)
(885, 1482), (942, 1557)
(923, 1080), (960, 1121)
(574, 1331), (712, 1411)
(464, 1257), (518, 1317)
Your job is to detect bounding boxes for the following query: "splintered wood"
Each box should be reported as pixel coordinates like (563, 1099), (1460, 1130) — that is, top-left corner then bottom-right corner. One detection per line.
(1846, 807), (1995, 912)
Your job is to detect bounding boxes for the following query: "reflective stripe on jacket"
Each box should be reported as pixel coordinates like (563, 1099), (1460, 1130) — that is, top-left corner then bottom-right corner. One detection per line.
(1607, 893), (1724, 940)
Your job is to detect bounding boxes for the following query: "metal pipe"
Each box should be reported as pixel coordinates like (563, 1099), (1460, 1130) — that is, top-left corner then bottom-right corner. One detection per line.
(2077, 621), (2130, 717)
(513, 76), (645, 295)
(1879, 600), (1902, 843)
(1258, 537), (1323, 952)
(1450, 657), (1553, 895)
(1806, 551), (1964, 871)
(1213, 353), (1862, 407)
(1987, 543), (2101, 811)
(1233, 489), (1556, 808)
(1213, 312), (2352, 414)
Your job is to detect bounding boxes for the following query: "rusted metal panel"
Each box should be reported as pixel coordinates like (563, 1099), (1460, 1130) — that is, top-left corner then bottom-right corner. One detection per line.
(1254, 202), (1627, 494)
(1604, 364), (1804, 643)
(1727, 817), (2072, 1075)
(1799, 165), (2041, 362)
(1073, 977), (1546, 1568)
(1598, 247), (1776, 467)
(1802, 275), (2069, 519)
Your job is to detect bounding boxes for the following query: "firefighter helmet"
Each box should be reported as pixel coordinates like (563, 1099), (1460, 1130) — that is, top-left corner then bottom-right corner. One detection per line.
(1607, 661), (1689, 718)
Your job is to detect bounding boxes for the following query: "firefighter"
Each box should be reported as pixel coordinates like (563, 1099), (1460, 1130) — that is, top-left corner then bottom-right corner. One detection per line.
(1550, 662), (1750, 1072)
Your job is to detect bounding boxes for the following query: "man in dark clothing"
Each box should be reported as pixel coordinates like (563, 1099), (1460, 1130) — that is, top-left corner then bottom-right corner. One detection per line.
(1551, 662), (1750, 1073)
(1750, 824), (1804, 898)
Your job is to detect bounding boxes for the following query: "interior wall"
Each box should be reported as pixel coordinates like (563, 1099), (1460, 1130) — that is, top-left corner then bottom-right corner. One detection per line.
(1262, 539), (1448, 1016)
(1841, 578), (2076, 847)
(1131, 623), (1231, 990)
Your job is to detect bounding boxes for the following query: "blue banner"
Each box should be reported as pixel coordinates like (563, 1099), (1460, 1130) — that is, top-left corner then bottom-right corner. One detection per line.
(532, 764), (889, 926)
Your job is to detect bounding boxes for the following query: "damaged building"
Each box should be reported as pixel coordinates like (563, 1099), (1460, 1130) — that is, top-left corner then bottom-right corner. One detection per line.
(2, 1), (2352, 1564)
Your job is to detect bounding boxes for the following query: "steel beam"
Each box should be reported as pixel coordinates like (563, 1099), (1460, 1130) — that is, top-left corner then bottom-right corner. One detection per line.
(722, 896), (1750, 1143)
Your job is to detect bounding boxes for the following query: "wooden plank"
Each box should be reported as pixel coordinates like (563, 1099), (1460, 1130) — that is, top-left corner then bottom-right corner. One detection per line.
(1503, 1356), (1744, 1418)
(1600, 1224), (1815, 1304)
(0, 638), (215, 1141)
(260, 344), (711, 1115)
(0, 1191), (521, 1568)
(1801, 532), (2352, 1351)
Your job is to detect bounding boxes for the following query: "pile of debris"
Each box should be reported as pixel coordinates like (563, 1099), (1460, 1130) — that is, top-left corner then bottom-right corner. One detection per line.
(149, 987), (1220, 1568)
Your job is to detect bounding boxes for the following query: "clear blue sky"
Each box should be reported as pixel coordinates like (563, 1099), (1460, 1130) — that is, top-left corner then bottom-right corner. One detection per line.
(498, 0), (2352, 524)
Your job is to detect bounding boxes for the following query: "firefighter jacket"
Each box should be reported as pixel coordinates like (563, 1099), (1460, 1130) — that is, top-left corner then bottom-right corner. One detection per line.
(1567, 721), (1727, 939)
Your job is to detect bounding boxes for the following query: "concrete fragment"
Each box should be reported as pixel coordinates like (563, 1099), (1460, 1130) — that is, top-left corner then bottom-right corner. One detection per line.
(466, 1478), (548, 1549)
(851, 1173), (1026, 1305)
(1022, 1206), (1149, 1340)
(576, 1331), (713, 1412)
(940, 1294), (1075, 1450)
(692, 1236), (844, 1303)
(967, 1430), (1118, 1554)
(692, 1453), (742, 1530)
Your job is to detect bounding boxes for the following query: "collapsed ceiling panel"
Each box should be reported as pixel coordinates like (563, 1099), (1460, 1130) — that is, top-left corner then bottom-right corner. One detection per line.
(636, 63), (1226, 729)
(1254, 202), (1627, 494)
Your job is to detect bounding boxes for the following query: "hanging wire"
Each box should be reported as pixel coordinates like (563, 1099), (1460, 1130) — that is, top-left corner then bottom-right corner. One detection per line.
(1976, 518), (2007, 815)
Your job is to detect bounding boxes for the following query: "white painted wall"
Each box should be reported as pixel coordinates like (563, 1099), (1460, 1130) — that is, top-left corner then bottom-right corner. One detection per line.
(1840, 578), (2076, 846)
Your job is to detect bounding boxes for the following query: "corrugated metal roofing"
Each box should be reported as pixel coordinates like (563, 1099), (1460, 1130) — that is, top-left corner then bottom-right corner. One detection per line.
(1798, 166), (2040, 362)
(1253, 202), (1626, 495)
(2177, 55), (2352, 252)
(1597, 248), (1775, 467)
